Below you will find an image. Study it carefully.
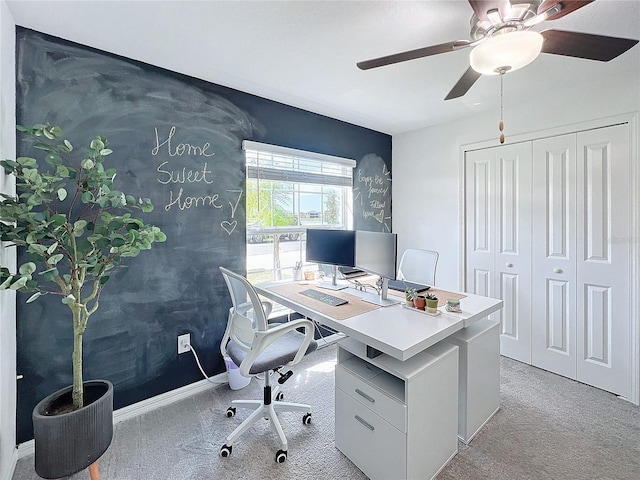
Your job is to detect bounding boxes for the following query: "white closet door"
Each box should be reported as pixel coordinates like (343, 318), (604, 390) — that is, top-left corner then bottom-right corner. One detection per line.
(465, 143), (532, 363)
(532, 134), (577, 379)
(576, 124), (630, 397)
(465, 149), (496, 300)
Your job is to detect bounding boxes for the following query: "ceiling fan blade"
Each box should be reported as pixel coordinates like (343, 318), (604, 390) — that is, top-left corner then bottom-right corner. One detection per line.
(445, 67), (482, 100)
(357, 40), (471, 70)
(541, 30), (639, 61)
(468, 0), (509, 21)
(537, 0), (593, 21)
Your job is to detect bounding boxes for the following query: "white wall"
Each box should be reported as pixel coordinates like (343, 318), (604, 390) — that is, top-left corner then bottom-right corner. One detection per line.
(393, 70), (640, 292)
(0, 1), (17, 478)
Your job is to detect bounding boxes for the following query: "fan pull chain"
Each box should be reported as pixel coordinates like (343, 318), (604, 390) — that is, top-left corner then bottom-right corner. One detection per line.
(499, 70), (505, 144)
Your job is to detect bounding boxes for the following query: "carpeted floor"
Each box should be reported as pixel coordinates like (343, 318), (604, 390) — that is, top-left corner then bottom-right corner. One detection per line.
(12, 343), (640, 480)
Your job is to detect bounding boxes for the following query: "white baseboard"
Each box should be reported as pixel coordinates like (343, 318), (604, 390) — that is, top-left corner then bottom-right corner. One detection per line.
(17, 373), (228, 460)
(0, 447), (18, 480)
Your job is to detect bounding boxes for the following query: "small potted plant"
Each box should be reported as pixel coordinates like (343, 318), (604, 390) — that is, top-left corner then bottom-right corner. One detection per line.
(405, 287), (417, 306)
(413, 294), (426, 311)
(425, 293), (439, 314)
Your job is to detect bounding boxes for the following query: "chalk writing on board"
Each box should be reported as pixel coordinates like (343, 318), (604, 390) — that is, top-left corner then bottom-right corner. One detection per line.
(152, 126), (244, 233)
(353, 154), (392, 232)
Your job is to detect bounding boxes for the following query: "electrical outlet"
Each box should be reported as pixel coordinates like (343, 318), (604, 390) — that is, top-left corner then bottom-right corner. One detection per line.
(177, 333), (191, 354)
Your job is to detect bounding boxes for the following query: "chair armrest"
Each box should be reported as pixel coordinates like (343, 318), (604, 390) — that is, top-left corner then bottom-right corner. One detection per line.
(237, 318), (315, 377)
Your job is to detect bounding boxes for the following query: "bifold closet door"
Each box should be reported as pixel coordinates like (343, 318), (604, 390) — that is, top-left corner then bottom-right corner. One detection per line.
(575, 125), (630, 398)
(532, 134), (578, 379)
(465, 143), (532, 364)
(532, 125), (631, 397)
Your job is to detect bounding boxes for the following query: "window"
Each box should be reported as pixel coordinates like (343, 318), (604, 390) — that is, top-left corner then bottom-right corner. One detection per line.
(242, 141), (355, 285)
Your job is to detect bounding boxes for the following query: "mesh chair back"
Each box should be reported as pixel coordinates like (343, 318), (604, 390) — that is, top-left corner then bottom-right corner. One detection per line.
(220, 267), (268, 350)
(397, 249), (439, 286)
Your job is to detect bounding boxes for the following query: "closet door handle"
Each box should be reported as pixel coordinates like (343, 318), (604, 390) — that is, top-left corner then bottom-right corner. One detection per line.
(355, 388), (375, 403)
(355, 415), (375, 431)
(554, 268), (563, 274)
(505, 263), (513, 268)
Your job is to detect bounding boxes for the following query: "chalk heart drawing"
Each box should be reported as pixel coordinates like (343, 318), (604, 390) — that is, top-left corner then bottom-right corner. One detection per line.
(221, 220), (237, 235)
(373, 210), (384, 224)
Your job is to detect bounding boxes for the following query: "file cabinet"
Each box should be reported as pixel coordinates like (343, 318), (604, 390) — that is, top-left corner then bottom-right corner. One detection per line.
(335, 338), (459, 480)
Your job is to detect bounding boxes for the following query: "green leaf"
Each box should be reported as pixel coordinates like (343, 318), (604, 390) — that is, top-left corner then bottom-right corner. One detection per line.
(19, 262), (37, 275)
(9, 277), (28, 290)
(46, 242), (59, 255)
(74, 220), (88, 231)
(108, 219), (123, 231)
(81, 191), (95, 203)
(100, 275), (110, 285)
(90, 138), (105, 151)
(81, 158), (95, 170)
(63, 139), (73, 151)
(40, 268), (59, 281)
(0, 276), (13, 289)
(17, 156), (37, 166)
(50, 214), (67, 227)
(110, 236), (126, 248)
(56, 164), (69, 177)
(26, 292), (43, 303)
(45, 154), (62, 165)
(57, 188), (67, 201)
(100, 148), (113, 156)
(46, 254), (64, 265)
(61, 294), (75, 305)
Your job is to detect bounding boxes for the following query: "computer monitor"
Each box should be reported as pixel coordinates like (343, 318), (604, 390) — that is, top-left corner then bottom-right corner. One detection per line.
(305, 229), (355, 290)
(355, 230), (400, 306)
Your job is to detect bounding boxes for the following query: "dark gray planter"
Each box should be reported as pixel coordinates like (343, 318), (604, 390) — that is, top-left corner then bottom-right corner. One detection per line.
(32, 380), (113, 479)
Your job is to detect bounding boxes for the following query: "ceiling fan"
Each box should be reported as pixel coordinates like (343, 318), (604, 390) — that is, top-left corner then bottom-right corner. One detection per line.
(357, 0), (639, 100)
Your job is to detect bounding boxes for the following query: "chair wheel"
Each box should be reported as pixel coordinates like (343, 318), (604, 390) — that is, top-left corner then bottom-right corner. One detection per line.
(220, 444), (232, 457)
(275, 391), (284, 401)
(275, 449), (287, 463)
(226, 407), (236, 417)
(303, 413), (312, 425)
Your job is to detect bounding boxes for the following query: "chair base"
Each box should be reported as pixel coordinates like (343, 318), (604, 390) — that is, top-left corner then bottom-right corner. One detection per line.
(221, 383), (312, 459)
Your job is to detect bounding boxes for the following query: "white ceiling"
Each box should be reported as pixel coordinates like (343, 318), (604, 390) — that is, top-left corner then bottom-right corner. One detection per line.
(6, 0), (640, 135)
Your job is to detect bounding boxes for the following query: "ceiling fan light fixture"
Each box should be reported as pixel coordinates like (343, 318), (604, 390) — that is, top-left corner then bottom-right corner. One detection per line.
(470, 30), (543, 75)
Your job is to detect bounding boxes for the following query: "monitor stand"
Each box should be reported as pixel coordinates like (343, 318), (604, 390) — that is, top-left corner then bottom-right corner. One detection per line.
(360, 277), (401, 307)
(318, 265), (348, 291)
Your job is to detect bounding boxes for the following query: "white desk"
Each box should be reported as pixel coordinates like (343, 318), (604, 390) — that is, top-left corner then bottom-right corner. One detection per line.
(254, 281), (503, 480)
(255, 281), (503, 361)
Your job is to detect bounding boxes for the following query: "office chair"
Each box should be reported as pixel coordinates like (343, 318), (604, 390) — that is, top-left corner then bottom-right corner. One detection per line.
(218, 267), (318, 463)
(397, 249), (439, 286)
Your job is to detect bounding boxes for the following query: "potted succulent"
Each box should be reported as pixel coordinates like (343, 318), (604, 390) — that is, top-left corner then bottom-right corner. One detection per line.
(0, 124), (166, 479)
(425, 293), (439, 314)
(405, 286), (417, 306)
(413, 294), (426, 311)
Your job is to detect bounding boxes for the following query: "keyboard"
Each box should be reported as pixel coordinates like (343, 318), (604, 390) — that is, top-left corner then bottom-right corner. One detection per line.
(300, 288), (348, 306)
(387, 279), (431, 293)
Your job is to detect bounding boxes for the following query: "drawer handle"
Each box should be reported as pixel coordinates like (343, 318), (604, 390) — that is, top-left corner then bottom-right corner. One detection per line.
(554, 268), (563, 274)
(354, 415), (375, 431)
(355, 388), (375, 403)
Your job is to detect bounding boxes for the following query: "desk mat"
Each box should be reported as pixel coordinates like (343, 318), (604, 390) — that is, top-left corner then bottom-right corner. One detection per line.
(267, 283), (380, 320)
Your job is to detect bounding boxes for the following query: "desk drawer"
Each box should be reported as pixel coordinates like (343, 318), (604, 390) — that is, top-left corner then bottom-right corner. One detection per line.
(336, 364), (406, 432)
(335, 387), (406, 480)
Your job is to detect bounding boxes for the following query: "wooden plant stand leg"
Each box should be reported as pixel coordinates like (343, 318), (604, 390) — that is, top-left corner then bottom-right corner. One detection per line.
(88, 462), (100, 480)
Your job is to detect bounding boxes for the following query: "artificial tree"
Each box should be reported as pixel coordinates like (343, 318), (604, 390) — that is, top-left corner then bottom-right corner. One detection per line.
(0, 123), (166, 410)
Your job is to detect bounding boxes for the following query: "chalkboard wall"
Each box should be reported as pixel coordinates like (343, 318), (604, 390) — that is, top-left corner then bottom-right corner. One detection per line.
(14, 27), (392, 443)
